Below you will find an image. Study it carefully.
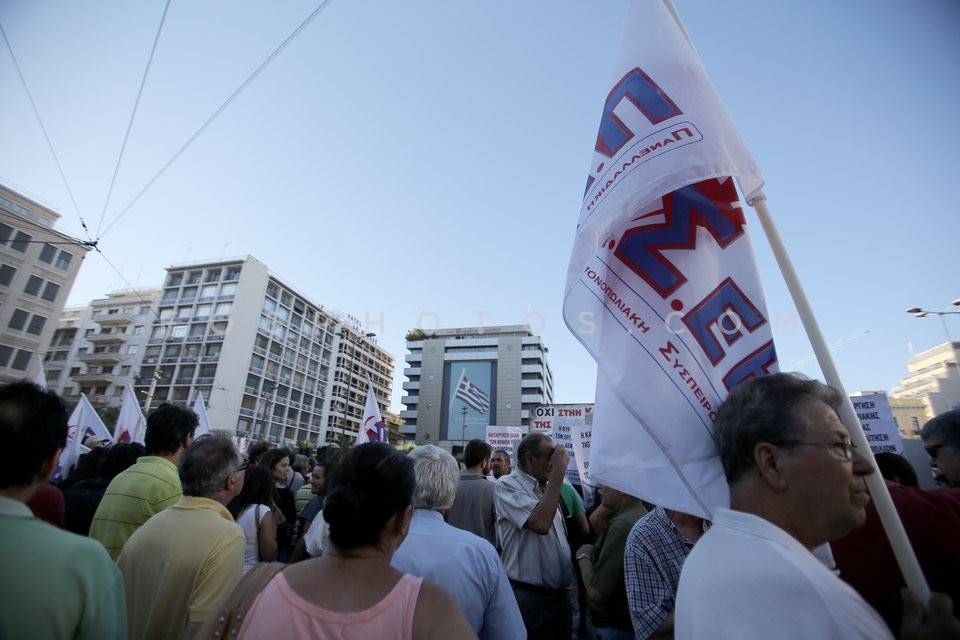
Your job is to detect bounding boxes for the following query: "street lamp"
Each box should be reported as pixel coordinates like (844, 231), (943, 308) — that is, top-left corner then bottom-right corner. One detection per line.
(906, 299), (960, 343)
(460, 405), (469, 452)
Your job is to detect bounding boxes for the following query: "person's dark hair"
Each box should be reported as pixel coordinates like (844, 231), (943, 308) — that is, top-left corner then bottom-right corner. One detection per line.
(463, 439), (492, 468)
(0, 381), (69, 489)
(516, 432), (548, 472)
(292, 454), (310, 473)
(180, 431), (241, 497)
(874, 452), (919, 488)
(247, 440), (274, 465)
(144, 403), (198, 456)
(323, 443), (414, 549)
(227, 464), (276, 520)
(101, 442), (146, 478)
(257, 448), (289, 477)
(58, 445), (110, 490)
(921, 410), (960, 450)
(714, 373), (843, 485)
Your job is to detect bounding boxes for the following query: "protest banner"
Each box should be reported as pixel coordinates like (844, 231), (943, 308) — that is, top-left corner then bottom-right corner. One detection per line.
(533, 404), (593, 484)
(851, 393), (903, 455)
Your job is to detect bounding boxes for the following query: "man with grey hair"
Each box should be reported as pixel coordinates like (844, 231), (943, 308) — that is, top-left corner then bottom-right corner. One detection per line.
(392, 445), (525, 640)
(118, 432), (246, 640)
(495, 432), (572, 639)
(921, 409), (960, 488)
(676, 372), (958, 639)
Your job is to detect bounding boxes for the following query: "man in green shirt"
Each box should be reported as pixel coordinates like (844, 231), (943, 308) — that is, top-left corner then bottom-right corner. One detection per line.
(90, 402), (197, 560)
(575, 485), (648, 639)
(0, 382), (126, 639)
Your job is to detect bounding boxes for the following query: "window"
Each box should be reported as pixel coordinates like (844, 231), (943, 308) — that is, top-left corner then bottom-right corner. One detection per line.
(133, 325), (144, 335)
(170, 325), (188, 338)
(167, 273), (183, 286)
(10, 232), (32, 253)
(0, 264), (16, 286)
(126, 345), (139, 355)
(8, 309), (28, 331)
(27, 313), (48, 334)
(205, 268), (221, 282)
(120, 365), (131, 376)
(41, 281), (60, 302)
(0, 222), (11, 244)
(181, 286), (197, 300)
(0, 345), (12, 367)
(224, 266), (241, 280)
(187, 271), (202, 285)
(220, 283), (237, 297)
(200, 285), (217, 299)
(161, 289), (178, 302)
(11, 350), (31, 371)
(159, 308), (175, 321)
(195, 304), (212, 318)
(184, 343), (201, 357)
(55, 251), (73, 270)
(24, 275), (43, 296)
(189, 324), (205, 337)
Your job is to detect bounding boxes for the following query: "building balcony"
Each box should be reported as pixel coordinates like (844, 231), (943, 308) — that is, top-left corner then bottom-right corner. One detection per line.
(73, 372), (115, 385)
(86, 332), (127, 345)
(79, 351), (123, 364)
(93, 312), (135, 326)
(402, 381), (420, 391)
(404, 367), (421, 377)
(401, 395), (419, 405)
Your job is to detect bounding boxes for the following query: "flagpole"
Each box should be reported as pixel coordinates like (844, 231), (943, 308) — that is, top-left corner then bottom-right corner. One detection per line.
(749, 195), (930, 604)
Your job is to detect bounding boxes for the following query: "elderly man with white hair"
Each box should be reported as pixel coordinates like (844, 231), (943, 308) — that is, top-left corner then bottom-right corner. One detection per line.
(391, 445), (526, 640)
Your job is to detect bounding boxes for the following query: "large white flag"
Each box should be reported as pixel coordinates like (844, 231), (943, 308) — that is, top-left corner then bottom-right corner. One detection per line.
(193, 391), (211, 438)
(112, 384), (146, 445)
(563, 0), (776, 519)
(356, 376), (387, 445)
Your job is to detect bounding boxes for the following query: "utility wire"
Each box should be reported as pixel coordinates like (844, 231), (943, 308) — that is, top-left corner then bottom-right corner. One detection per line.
(95, 0), (172, 240)
(100, 0), (336, 239)
(0, 21), (94, 244)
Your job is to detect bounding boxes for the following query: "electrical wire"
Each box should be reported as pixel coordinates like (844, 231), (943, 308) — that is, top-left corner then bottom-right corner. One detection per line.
(0, 21), (93, 244)
(95, 0), (172, 240)
(99, 0), (336, 239)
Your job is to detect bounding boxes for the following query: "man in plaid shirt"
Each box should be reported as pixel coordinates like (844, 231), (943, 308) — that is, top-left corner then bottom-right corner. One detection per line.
(623, 506), (709, 639)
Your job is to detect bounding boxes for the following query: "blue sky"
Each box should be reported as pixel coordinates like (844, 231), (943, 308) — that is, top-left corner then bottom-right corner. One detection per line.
(1, 0), (957, 413)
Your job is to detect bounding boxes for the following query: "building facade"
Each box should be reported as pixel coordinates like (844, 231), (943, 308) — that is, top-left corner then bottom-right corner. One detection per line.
(44, 288), (160, 405)
(131, 256), (394, 447)
(400, 324), (554, 447)
(891, 341), (960, 420)
(0, 184), (90, 383)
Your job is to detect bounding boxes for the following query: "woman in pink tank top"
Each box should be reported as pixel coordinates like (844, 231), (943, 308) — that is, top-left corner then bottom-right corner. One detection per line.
(238, 443), (475, 640)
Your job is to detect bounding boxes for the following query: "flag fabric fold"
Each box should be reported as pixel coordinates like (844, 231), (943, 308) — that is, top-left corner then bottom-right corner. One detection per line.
(563, 0), (776, 519)
(33, 354), (47, 390)
(56, 394), (108, 480)
(454, 371), (491, 414)
(193, 391), (211, 438)
(112, 385), (147, 445)
(357, 376), (387, 445)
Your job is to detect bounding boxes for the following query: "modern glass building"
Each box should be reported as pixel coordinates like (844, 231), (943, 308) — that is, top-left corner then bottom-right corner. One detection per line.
(400, 324), (554, 448)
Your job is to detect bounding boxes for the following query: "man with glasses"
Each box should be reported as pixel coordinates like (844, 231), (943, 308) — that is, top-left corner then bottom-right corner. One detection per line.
(675, 373), (958, 639)
(495, 431), (573, 639)
(921, 410), (960, 488)
(118, 432), (246, 640)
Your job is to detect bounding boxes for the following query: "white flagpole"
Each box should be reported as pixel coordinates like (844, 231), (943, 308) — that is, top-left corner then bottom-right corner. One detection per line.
(750, 195), (930, 603)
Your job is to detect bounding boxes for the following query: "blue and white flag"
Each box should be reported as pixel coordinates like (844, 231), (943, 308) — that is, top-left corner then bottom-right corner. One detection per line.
(563, 0), (776, 519)
(454, 371), (490, 414)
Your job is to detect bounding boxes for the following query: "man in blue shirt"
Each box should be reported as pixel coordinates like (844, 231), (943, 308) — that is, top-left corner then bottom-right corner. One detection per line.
(392, 445), (526, 640)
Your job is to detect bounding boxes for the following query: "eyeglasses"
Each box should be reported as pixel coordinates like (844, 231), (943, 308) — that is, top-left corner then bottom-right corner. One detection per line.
(782, 440), (858, 461)
(233, 459), (249, 474)
(925, 444), (944, 459)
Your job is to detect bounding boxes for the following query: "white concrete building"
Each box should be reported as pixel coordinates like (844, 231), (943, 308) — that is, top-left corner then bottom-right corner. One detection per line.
(134, 256), (394, 447)
(891, 341), (960, 419)
(0, 183), (90, 383)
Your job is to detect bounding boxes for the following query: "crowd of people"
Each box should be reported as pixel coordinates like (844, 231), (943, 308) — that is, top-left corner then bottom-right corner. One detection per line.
(1, 374), (959, 639)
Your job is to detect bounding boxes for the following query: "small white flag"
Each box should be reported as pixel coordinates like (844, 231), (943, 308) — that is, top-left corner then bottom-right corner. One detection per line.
(356, 376), (387, 445)
(112, 384), (146, 445)
(193, 391), (211, 438)
(33, 354), (47, 390)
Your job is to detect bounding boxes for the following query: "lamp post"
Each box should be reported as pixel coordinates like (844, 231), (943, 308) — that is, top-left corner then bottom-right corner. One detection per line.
(460, 405), (469, 452)
(906, 298), (960, 343)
